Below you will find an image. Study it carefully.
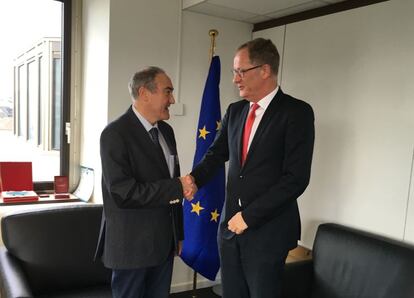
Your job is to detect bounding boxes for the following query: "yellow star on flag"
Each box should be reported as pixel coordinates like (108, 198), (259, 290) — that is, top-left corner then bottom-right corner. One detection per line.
(216, 121), (221, 131)
(191, 201), (205, 216)
(198, 126), (210, 140)
(210, 209), (220, 222)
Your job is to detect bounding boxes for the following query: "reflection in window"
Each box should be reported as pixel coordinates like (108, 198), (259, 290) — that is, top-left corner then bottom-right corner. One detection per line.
(52, 57), (61, 151)
(38, 56), (42, 146)
(17, 65), (25, 137)
(28, 60), (37, 141)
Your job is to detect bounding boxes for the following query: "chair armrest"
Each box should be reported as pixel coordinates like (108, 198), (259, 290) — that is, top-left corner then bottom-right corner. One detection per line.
(282, 259), (313, 298)
(0, 247), (34, 298)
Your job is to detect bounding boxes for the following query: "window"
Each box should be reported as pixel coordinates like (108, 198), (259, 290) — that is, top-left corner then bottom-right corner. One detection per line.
(28, 60), (37, 142)
(0, 0), (71, 190)
(52, 57), (62, 151)
(38, 56), (43, 146)
(17, 65), (25, 137)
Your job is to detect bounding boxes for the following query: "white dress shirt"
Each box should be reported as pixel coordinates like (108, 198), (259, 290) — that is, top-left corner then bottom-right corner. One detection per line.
(245, 86), (279, 151)
(132, 105), (174, 178)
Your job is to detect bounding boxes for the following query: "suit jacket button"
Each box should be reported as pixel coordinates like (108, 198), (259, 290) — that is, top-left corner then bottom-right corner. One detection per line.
(239, 175), (243, 179)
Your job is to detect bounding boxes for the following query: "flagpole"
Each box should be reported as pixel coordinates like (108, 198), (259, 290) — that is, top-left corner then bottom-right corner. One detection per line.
(209, 28), (223, 298)
(209, 29), (218, 61)
(191, 270), (197, 298)
(190, 29), (220, 298)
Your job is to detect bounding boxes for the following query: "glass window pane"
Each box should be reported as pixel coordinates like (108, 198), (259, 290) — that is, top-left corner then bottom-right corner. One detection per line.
(38, 56), (43, 146)
(17, 65), (25, 137)
(52, 57), (61, 151)
(0, 0), (62, 182)
(28, 60), (38, 142)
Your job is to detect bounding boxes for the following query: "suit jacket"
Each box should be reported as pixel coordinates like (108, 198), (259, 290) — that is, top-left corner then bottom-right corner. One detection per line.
(95, 106), (184, 269)
(191, 88), (314, 253)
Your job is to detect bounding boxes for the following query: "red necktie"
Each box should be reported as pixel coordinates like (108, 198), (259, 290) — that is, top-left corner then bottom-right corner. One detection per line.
(241, 103), (259, 165)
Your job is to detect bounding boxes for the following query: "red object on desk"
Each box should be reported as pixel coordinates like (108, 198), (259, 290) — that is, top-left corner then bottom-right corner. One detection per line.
(0, 162), (33, 192)
(54, 176), (69, 193)
(54, 176), (70, 199)
(55, 193), (70, 199)
(1, 190), (39, 203)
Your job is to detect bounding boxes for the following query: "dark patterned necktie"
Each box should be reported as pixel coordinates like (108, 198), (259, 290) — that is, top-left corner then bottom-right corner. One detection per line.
(149, 127), (165, 158)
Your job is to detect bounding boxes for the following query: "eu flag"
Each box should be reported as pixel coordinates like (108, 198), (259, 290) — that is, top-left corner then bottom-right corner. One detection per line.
(181, 56), (225, 281)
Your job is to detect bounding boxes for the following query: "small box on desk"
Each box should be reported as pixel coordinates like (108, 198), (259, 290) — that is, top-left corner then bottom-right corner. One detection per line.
(1, 190), (39, 203)
(54, 176), (70, 199)
(54, 176), (69, 193)
(0, 162), (33, 192)
(0, 162), (38, 204)
(54, 193), (71, 199)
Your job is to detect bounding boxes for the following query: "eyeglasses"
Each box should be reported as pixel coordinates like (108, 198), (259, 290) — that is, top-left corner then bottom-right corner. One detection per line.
(231, 64), (263, 78)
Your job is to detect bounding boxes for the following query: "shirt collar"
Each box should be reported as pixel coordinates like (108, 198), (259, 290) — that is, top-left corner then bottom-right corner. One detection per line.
(251, 86), (279, 110)
(131, 104), (158, 132)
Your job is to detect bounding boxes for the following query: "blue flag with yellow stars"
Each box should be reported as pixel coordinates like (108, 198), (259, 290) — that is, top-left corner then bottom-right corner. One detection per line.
(181, 56), (225, 281)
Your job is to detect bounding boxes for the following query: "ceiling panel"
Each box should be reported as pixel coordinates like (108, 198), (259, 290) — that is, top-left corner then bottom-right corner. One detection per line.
(187, 2), (258, 22)
(183, 0), (349, 24)
(207, 0), (312, 15)
(244, 15), (273, 24)
(182, 0), (205, 10)
(321, 0), (347, 3)
(267, 1), (327, 19)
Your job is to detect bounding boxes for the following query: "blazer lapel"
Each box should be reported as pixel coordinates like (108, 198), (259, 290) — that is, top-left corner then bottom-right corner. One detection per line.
(126, 109), (170, 177)
(237, 102), (251, 165)
(242, 89), (284, 167)
(158, 123), (180, 177)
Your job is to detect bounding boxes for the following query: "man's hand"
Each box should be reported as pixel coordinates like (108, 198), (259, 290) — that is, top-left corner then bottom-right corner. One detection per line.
(228, 212), (248, 234)
(180, 175), (197, 201)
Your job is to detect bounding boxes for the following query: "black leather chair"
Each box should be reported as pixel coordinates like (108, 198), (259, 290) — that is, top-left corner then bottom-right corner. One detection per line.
(282, 223), (414, 298)
(0, 204), (111, 298)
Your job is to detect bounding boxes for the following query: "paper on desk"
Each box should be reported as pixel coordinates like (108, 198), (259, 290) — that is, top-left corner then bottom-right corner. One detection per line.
(73, 166), (94, 202)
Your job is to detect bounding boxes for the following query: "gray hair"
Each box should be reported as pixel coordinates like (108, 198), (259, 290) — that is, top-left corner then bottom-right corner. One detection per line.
(238, 38), (280, 76)
(128, 66), (165, 100)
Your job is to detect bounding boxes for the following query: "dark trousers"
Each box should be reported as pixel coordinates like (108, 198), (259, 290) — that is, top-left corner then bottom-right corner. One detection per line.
(111, 253), (174, 298)
(219, 235), (289, 298)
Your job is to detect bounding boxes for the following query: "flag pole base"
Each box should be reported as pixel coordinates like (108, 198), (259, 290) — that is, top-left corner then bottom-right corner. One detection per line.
(191, 270), (197, 298)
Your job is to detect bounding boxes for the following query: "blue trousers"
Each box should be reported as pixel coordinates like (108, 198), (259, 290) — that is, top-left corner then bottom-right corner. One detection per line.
(111, 253), (174, 298)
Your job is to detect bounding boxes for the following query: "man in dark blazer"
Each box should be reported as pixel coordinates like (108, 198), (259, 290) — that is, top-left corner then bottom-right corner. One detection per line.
(190, 38), (315, 298)
(95, 67), (195, 298)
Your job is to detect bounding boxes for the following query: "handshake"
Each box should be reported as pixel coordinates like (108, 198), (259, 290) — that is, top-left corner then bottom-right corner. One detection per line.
(179, 175), (197, 201)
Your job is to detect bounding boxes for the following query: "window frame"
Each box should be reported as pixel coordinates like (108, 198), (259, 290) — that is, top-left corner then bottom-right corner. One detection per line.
(34, 0), (71, 192)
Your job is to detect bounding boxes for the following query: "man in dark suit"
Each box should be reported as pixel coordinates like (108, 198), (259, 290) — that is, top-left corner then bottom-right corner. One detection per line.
(95, 67), (195, 298)
(189, 38), (315, 298)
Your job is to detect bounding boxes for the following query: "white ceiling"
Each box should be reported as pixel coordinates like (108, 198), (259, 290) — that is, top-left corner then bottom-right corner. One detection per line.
(183, 0), (347, 24)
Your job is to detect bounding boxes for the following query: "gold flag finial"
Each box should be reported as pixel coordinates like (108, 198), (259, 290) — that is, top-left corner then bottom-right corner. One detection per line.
(209, 29), (219, 61)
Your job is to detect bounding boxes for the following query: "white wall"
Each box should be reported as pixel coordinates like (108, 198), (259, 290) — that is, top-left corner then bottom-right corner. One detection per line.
(254, 0), (414, 247)
(79, 0), (251, 291)
(80, 0), (110, 202)
(107, 0), (181, 122)
(406, 152), (414, 241)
